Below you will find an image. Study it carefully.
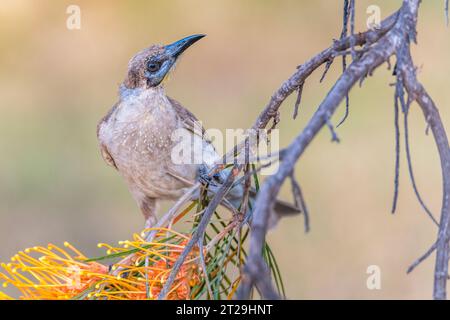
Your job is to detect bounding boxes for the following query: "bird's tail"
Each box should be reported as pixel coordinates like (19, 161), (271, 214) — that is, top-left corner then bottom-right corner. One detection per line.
(215, 169), (300, 228)
(198, 165), (301, 228)
(226, 182), (300, 228)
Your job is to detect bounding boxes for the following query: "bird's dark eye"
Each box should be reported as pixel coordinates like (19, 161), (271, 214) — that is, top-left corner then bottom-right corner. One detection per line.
(147, 61), (161, 73)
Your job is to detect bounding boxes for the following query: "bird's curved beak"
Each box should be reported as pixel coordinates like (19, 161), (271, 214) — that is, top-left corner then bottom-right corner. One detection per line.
(165, 34), (206, 60)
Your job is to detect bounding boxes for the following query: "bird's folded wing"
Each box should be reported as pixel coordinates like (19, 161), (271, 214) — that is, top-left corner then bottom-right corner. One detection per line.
(97, 103), (119, 169)
(168, 96), (207, 139)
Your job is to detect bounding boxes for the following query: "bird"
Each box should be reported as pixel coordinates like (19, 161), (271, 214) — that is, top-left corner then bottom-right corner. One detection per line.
(97, 34), (300, 229)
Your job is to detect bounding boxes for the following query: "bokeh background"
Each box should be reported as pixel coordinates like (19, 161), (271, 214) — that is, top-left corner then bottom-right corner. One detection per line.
(0, 0), (449, 299)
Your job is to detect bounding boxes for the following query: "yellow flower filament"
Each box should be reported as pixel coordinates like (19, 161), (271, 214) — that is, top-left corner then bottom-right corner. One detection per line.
(0, 227), (202, 300)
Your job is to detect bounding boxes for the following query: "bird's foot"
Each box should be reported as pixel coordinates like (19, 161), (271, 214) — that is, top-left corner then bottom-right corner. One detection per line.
(198, 164), (220, 186)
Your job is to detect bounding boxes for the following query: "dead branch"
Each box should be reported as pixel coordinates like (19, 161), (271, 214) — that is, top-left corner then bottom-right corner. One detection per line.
(237, 0), (450, 299)
(252, 11), (397, 132)
(398, 48), (450, 300)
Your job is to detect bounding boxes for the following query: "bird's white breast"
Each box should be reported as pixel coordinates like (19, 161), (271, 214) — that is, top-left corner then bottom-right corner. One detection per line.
(98, 87), (201, 198)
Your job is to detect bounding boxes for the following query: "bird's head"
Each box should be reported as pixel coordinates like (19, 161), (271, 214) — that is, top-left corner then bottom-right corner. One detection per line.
(123, 34), (205, 89)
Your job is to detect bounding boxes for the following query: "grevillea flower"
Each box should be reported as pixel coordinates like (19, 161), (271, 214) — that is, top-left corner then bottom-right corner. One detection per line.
(0, 228), (202, 300)
(0, 292), (12, 300)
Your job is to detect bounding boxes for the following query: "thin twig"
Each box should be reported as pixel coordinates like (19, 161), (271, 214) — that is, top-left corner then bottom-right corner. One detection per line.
(403, 101), (439, 226)
(349, 0), (357, 60)
(407, 242), (437, 274)
(293, 83), (304, 119)
(326, 116), (340, 143)
(391, 86), (401, 214)
(145, 185), (199, 242)
(446, 0), (449, 26)
(252, 10), (398, 132)
(198, 239), (214, 298)
(319, 59), (334, 83)
(290, 171), (310, 232)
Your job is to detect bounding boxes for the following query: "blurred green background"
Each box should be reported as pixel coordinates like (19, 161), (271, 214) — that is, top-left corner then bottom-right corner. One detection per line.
(0, 0), (449, 299)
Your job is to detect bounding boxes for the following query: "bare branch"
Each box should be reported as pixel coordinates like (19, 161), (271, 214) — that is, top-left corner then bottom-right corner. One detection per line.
(237, 14), (404, 299)
(237, 0), (448, 301)
(399, 48), (450, 300)
(252, 11), (398, 131)
(235, 0), (444, 300)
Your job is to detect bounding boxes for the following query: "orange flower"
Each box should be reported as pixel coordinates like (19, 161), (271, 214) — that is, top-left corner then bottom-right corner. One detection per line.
(0, 292), (12, 300)
(0, 228), (203, 300)
(0, 242), (108, 300)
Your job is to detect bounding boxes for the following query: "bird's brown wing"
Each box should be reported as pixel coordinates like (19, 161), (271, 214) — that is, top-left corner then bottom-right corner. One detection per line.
(98, 142), (117, 169)
(167, 96), (217, 184)
(96, 103), (118, 169)
(168, 96), (206, 138)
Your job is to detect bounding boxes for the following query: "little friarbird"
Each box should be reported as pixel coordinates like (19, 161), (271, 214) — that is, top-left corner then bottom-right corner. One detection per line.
(97, 35), (300, 228)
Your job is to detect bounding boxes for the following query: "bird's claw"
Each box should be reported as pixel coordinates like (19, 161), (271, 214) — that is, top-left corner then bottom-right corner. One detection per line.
(198, 165), (221, 186)
(199, 173), (215, 187)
